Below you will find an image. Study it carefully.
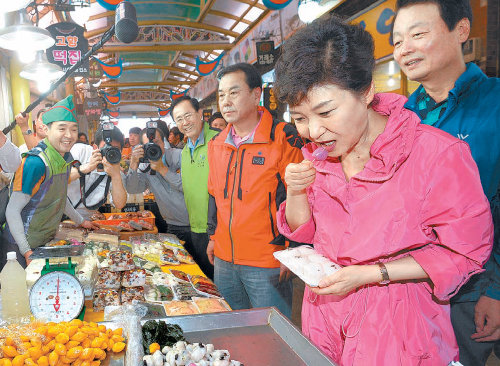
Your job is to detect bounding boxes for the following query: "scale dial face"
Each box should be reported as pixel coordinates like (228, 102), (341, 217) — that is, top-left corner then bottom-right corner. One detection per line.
(30, 271), (85, 322)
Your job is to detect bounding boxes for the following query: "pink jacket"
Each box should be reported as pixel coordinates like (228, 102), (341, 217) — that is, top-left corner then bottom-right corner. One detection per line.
(277, 93), (493, 365)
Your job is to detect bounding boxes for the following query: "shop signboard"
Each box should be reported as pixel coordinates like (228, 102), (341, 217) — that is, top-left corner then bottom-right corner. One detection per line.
(84, 97), (105, 122)
(263, 87), (284, 120)
(203, 109), (213, 123)
(88, 58), (103, 85)
(256, 40), (276, 67)
(350, 0), (396, 60)
(46, 22), (89, 76)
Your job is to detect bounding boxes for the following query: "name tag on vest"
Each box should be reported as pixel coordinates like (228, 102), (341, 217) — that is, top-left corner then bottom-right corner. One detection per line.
(252, 156), (265, 165)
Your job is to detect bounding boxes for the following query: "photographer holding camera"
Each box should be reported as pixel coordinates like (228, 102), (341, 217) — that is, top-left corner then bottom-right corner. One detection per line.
(126, 122), (192, 249)
(67, 123), (127, 220)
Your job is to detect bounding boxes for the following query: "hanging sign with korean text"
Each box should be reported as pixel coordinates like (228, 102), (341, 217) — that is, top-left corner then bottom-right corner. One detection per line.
(46, 22), (89, 76)
(84, 97), (105, 122)
(256, 41), (276, 67)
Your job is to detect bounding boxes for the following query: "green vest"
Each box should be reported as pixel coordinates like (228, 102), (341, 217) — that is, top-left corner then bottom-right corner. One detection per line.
(181, 124), (219, 233)
(6, 139), (73, 248)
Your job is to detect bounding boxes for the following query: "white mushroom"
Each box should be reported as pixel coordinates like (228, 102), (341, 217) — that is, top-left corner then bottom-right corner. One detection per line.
(165, 350), (177, 365)
(143, 355), (154, 366)
(213, 360), (230, 366)
(174, 341), (187, 352)
(153, 350), (164, 366)
(175, 350), (190, 365)
(205, 344), (214, 355)
(189, 345), (207, 362)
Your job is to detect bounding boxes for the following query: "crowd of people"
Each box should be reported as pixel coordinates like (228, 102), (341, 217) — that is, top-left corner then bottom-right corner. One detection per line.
(0, 0), (498, 364)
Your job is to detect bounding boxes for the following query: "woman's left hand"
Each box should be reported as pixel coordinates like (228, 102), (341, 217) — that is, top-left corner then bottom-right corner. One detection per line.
(310, 265), (379, 296)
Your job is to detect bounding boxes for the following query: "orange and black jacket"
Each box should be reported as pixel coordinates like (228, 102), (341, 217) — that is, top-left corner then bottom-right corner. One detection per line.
(207, 107), (304, 268)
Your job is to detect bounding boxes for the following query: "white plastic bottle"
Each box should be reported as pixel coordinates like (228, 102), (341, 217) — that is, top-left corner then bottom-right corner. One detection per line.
(0, 252), (31, 322)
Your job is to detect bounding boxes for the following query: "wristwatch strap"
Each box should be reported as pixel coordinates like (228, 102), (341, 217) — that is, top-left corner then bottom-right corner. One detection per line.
(378, 262), (390, 285)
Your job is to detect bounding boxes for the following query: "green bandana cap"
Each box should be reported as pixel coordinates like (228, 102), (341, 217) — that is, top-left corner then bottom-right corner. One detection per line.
(42, 95), (78, 125)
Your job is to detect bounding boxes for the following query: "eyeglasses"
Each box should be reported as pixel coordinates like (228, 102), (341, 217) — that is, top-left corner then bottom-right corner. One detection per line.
(175, 112), (196, 125)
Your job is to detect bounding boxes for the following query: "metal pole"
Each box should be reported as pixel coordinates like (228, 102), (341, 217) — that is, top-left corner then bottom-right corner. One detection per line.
(2, 25), (116, 134)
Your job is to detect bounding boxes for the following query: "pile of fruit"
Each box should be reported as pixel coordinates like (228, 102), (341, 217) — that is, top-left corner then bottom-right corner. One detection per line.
(0, 319), (126, 365)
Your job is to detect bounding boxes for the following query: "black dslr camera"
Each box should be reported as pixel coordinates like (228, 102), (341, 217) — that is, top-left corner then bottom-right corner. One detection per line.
(98, 122), (121, 169)
(141, 120), (162, 162)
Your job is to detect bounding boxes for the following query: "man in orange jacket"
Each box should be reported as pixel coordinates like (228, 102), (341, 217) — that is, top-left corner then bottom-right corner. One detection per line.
(207, 63), (303, 318)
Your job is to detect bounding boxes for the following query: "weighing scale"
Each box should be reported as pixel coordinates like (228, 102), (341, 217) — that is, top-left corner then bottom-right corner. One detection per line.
(29, 245), (86, 322)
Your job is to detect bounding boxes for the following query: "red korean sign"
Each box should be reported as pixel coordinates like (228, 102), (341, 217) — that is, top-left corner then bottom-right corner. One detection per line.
(46, 22), (89, 76)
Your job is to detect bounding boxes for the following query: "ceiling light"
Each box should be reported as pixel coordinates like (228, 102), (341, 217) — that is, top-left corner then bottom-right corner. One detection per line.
(0, 10), (55, 51)
(387, 77), (396, 88)
(20, 51), (65, 81)
(17, 49), (36, 64)
(37, 78), (52, 93)
(0, 0), (32, 14)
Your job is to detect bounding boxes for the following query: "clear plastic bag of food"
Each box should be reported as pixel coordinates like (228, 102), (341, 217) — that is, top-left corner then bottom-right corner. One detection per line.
(160, 249), (180, 265)
(273, 245), (342, 287)
(108, 250), (135, 271)
(93, 289), (120, 311)
(163, 300), (199, 316)
(122, 268), (147, 287)
(121, 286), (145, 304)
(152, 272), (178, 287)
(95, 268), (122, 290)
(133, 256), (162, 275)
(172, 282), (199, 301)
(190, 275), (222, 298)
(169, 269), (190, 283)
(144, 284), (174, 302)
(192, 297), (230, 314)
(106, 303), (148, 366)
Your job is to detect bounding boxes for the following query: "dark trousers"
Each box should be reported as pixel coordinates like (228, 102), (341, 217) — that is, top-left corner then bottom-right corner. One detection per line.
(451, 300), (499, 365)
(166, 224), (192, 252)
(190, 231), (214, 280)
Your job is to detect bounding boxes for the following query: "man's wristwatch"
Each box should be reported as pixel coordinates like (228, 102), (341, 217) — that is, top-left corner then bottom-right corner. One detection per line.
(22, 129), (33, 136)
(377, 262), (390, 285)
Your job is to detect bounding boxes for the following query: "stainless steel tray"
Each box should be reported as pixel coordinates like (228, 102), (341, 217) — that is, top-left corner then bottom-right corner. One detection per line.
(160, 307), (336, 365)
(102, 307), (336, 365)
(29, 244), (85, 259)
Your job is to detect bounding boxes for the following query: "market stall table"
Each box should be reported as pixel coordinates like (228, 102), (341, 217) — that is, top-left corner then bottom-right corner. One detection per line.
(84, 262), (207, 322)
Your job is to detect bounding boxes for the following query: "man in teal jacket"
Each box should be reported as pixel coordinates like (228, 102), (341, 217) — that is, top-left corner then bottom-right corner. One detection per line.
(393, 1), (500, 364)
(171, 95), (219, 279)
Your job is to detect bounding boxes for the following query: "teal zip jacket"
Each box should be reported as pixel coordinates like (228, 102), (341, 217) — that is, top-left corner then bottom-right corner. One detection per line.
(405, 63), (500, 302)
(181, 124), (220, 233)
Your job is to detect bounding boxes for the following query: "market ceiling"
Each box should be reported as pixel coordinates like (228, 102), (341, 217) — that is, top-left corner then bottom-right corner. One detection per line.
(30, 0), (378, 111)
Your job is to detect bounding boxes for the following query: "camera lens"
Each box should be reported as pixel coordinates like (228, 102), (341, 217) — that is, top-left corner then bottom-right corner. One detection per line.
(145, 143), (162, 161)
(105, 147), (122, 164)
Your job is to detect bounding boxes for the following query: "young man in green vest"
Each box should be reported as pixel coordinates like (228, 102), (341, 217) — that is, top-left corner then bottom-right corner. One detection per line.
(171, 95), (220, 279)
(1, 95), (97, 268)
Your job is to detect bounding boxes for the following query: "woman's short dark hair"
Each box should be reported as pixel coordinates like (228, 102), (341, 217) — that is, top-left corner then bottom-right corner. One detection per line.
(217, 63), (262, 90)
(274, 15), (375, 106)
(170, 96), (200, 118)
(396, 0), (472, 31)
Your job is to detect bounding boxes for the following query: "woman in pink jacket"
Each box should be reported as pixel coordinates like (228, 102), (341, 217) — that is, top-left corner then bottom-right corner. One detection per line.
(274, 16), (493, 366)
